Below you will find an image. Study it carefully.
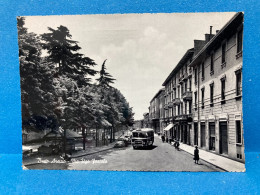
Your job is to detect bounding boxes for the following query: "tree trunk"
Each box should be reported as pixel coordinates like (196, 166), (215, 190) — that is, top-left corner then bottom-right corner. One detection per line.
(82, 127), (86, 150)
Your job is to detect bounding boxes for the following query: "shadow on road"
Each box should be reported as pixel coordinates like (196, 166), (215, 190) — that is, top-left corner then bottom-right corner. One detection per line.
(134, 145), (158, 150)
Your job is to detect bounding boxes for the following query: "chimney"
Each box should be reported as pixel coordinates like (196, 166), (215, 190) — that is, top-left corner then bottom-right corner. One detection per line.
(194, 40), (206, 56)
(205, 26), (215, 43)
(210, 26), (213, 35)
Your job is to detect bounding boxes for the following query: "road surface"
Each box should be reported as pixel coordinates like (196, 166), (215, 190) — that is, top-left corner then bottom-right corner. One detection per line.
(68, 135), (223, 172)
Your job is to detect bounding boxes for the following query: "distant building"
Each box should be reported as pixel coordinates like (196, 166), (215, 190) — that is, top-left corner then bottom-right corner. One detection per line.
(143, 112), (150, 128)
(149, 89), (165, 133)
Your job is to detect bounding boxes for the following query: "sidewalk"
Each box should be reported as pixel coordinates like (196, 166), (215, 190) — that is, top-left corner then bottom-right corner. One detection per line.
(71, 142), (115, 158)
(23, 142), (116, 167)
(179, 144), (245, 172)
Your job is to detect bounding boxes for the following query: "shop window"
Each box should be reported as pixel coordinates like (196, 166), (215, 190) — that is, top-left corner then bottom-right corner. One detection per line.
(209, 122), (215, 151)
(236, 120), (242, 144)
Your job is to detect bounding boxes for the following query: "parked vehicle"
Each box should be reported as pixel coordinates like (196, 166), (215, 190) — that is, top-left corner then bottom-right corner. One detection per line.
(114, 139), (126, 148)
(124, 135), (131, 144)
(131, 128), (154, 149)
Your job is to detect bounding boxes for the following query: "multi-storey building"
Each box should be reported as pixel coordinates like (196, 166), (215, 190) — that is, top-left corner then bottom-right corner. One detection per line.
(189, 12), (244, 162)
(149, 89), (165, 134)
(162, 48), (194, 143)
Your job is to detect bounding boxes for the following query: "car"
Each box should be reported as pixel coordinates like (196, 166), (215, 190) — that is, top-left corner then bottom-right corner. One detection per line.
(114, 140), (126, 148)
(123, 135), (131, 144)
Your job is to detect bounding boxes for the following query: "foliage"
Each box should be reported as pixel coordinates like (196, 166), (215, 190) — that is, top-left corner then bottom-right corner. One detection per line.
(18, 17), (134, 134)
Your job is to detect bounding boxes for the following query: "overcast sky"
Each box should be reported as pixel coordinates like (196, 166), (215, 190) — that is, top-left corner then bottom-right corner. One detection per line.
(24, 12), (236, 120)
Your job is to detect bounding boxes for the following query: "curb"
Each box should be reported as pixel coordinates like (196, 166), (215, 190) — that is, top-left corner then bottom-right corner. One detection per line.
(71, 146), (115, 159)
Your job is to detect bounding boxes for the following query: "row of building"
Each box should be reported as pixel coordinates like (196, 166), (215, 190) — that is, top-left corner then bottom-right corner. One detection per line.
(140, 12), (244, 162)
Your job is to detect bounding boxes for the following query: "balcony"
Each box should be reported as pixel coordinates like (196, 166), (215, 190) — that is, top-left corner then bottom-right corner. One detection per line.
(173, 98), (181, 105)
(182, 72), (188, 81)
(164, 104), (168, 110)
(174, 114), (192, 122)
(168, 102), (173, 108)
(182, 91), (192, 101)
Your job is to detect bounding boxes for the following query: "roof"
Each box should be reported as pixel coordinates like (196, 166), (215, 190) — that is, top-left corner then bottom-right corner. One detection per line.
(132, 128), (154, 132)
(189, 12), (244, 67)
(162, 48), (194, 86)
(44, 129), (82, 139)
(150, 88), (165, 103)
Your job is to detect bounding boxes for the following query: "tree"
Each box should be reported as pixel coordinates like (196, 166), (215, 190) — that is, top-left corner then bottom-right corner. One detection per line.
(96, 59), (116, 88)
(41, 25), (97, 86)
(18, 17), (61, 132)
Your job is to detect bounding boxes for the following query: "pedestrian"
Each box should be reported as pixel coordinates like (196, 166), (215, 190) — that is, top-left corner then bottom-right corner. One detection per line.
(194, 146), (199, 164)
(161, 134), (165, 143)
(174, 140), (180, 150)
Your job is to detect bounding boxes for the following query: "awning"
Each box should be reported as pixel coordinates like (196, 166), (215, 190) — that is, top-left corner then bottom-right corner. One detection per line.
(164, 123), (174, 131)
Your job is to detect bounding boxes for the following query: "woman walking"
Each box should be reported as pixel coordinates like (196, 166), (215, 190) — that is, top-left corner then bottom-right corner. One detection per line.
(194, 146), (199, 164)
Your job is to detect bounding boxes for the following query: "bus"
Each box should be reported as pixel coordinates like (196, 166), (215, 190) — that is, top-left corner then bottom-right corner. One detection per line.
(131, 128), (154, 149)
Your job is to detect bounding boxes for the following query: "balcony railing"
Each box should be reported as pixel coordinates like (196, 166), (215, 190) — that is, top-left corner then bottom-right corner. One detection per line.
(174, 114), (192, 121)
(182, 91), (192, 101)
(164, 104), (168, 110)
(173, 98), (181, 105)
(168, 102), (173, 108)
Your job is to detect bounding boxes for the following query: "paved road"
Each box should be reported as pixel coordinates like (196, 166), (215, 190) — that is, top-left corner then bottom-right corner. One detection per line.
(68, 135), (223, 172)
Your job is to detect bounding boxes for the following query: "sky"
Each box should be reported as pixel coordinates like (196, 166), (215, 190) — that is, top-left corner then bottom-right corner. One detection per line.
(24, 12), (236, 120)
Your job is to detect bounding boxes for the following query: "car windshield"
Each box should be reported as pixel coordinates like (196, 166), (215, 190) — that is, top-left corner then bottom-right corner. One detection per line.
(132, 132), (147, 138)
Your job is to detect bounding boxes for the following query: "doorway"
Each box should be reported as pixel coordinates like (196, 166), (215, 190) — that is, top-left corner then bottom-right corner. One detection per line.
(219, 121), (228, 154)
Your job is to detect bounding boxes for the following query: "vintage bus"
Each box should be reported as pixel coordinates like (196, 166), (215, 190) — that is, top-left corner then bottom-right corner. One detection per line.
(131, 128), (154, 149)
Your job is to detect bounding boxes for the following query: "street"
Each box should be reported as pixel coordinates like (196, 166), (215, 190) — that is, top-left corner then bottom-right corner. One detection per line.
(68, 135), (224, 172)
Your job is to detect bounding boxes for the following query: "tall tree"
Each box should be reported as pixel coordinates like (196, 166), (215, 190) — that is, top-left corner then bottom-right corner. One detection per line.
(41, 25), (97, 86)
(18, 17), (61, 132)
(96, 59), (116, 88)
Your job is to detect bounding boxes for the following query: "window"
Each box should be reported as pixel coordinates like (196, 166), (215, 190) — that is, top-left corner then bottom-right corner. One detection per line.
(189, 78), (192, 91)
(201, 88), (205, 109)
(210, 83), (214, 106)
(194, 91), (197, 110)
(189, 101), (192, 114)
(221, 78), (226, 103)
(178, 86), (180, 98)
(184, 102), (187, 114)
(237, 29), (243, 54)
(221, 42), (226, 65)
(236, 70), (242, 96)
(210, 53), (214, 75)
(201, 62), (205, 80)
(236, 120), (242, 144)
(194, 68), (197, 84)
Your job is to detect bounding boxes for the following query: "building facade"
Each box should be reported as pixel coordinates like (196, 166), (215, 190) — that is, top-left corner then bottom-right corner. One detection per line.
(149, 89), (165, 134)
(148, 12), (244, 162)
(190, 12), (244, 162)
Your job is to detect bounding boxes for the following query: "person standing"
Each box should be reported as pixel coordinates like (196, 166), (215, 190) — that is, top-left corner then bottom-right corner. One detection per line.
(194, 146), (199, 164)
(161, 134), (165, 143)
